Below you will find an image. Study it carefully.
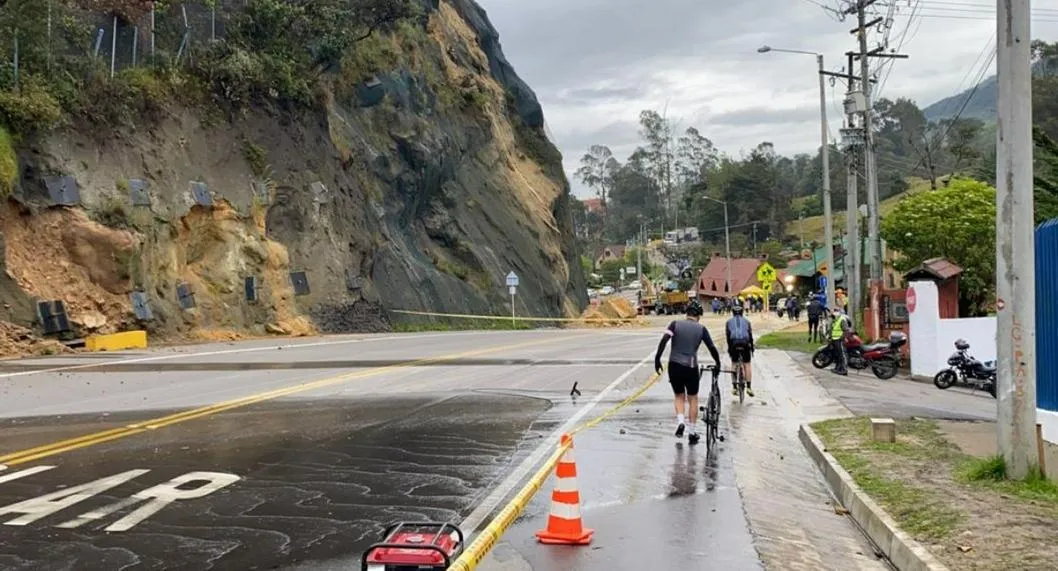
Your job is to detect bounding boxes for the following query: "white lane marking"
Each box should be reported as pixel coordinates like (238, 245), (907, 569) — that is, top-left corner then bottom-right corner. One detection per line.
(0, 330), (552, 380)
(460, 350), (653, 532)
(0, 466), (56, 485)
(0, 469), (148, 526)
(65, 471), (241, 532)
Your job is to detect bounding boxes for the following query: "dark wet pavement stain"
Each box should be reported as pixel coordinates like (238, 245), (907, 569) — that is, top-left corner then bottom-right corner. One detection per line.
(0, 393), (549, 570)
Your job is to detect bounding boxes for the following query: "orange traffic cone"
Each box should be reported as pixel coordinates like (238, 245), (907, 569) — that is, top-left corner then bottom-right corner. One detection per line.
(535, 434), (593, 545)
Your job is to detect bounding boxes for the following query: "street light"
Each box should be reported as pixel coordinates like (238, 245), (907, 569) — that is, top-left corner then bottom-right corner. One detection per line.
(701, 195), (731, 298)
(758, 44), (836, 310)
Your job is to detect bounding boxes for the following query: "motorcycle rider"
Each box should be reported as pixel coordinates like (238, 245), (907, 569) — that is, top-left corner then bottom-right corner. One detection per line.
(829, 307), (850, 376)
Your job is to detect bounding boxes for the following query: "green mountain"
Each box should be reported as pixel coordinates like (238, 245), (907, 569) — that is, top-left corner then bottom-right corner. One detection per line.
(922, 75), (998, 123)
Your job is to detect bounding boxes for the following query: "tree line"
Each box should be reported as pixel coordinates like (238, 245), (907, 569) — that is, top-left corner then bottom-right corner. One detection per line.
(572, 40), (1058, 283)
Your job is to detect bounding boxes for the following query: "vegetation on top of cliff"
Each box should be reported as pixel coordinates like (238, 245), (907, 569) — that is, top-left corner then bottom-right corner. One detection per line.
(0, 0), (420, 134)
(0, 125), (15, 198)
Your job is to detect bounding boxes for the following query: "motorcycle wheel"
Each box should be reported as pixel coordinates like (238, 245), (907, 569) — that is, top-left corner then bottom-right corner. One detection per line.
(989, 379), (997, 399)
(872, 358), (899, 380)
(933, 370), (957, 390)
(812, 349), (833, 369)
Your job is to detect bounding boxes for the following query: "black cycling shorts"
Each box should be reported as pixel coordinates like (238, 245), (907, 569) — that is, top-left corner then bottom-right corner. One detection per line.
(729, 343), (752, 364)
(668, 362), (701, 396)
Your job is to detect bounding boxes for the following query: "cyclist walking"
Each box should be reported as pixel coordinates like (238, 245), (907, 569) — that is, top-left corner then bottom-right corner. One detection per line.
(725, 304), (755, 397)
(655, 300), (721, 445)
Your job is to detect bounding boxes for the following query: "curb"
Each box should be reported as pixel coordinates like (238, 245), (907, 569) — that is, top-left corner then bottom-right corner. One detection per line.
(798, 424), (950, 571)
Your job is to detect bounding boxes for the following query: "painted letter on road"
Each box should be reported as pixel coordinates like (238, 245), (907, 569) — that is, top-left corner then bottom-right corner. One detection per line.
(102, 471), (240, 532)
(0, 469), (148, 526)
(0, 466), (56, 485)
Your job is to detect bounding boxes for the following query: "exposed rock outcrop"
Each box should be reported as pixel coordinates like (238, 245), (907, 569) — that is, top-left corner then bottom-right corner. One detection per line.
(0, 0), (585, 341)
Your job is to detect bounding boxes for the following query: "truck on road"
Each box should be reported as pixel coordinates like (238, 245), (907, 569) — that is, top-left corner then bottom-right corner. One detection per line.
(656, 290), (690, 314)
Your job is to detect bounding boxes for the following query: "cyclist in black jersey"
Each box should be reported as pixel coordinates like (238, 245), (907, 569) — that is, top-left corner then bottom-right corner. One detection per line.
(655, 300), (721, 445)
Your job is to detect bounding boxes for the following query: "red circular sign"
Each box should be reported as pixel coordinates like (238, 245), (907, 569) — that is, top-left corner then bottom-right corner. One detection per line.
(906, 287), (917, 313)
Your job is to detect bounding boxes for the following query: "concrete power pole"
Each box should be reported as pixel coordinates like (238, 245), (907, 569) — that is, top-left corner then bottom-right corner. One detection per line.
(995, 0), (1037, 479)
(818, 53), (836, 310)
(855, 0), (882, 337)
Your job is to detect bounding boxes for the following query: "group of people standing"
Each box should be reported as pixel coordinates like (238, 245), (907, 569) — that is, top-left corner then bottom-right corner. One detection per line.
(709, 296), (765, 315)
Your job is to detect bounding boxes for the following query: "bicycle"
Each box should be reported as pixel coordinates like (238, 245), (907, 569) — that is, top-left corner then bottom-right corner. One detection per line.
(698, 364), (722, 451)
(732, 353), (746, 405)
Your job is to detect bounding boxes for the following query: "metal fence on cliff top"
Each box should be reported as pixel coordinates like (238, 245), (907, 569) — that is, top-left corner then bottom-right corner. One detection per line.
(2, 1), (244, 84)
(89, 2), (240, 74)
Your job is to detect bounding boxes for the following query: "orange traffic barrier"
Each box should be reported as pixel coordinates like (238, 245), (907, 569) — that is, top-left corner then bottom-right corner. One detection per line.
(535, 434), (594, 545)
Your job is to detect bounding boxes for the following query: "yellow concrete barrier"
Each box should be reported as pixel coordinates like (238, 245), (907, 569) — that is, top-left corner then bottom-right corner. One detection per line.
(85, 330), (148, 352)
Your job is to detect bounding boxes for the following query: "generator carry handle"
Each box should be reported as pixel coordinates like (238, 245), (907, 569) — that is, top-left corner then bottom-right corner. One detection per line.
(361, 522), (465, 570)
(360, 543), (452, 570)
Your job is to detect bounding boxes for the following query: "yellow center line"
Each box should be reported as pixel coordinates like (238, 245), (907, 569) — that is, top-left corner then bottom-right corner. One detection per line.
(0, 333), (585, 467)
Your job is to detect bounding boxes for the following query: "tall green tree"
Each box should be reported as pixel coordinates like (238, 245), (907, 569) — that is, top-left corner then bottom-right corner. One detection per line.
(574, 144), (620, 206)
(880, 178), (996, 315)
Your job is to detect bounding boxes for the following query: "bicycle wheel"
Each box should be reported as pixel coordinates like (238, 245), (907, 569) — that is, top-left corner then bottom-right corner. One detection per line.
(708, 381), (721, 447)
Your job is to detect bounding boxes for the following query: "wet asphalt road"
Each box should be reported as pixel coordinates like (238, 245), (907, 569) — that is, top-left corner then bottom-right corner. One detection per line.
(0, 329), (666, 570)
(0, 317), (937, 571)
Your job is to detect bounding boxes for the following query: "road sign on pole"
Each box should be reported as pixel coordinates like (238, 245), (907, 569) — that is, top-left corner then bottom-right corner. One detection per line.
(506, 271), (519, 326)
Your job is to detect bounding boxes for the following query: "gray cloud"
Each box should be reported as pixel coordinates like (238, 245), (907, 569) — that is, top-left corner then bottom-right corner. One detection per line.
(477, 0), (1058, 197)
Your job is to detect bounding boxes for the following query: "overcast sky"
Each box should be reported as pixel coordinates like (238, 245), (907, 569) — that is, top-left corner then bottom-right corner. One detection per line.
(476, 0), (1058, 197)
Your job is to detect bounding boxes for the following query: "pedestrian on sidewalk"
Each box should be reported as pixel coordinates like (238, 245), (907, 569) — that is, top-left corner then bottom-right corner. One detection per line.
(655, 300), (721, 446)
(829, 307), (850, 376)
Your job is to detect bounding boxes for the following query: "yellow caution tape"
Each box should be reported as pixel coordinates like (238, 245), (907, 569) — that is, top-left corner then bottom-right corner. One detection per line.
(447, 441), (571, 571)
(448, 369), (663, 570)
(390, 309), (641, 323)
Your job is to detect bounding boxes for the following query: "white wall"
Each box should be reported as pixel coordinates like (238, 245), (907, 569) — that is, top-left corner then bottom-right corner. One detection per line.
(908, 280), (1057, 446)
(908, 280), (996, 376)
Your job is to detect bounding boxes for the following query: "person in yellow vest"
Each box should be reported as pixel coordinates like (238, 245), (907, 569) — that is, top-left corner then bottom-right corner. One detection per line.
(830, 307), (850, 376)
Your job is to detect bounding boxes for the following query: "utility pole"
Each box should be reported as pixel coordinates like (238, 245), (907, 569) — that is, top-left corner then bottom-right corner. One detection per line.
(818, 53), (836, 310)
(752, 222), (758, 255)
(855, 0), (882, 338)
(637, 220), (645, 283)
(844, 0), (908, 333)
(799, 212), (806, 248)
(995, 0), (1036, 480)
(756, 45), (836, 307)
(840, 51), (863, 317)
(703, 196), (732, 297)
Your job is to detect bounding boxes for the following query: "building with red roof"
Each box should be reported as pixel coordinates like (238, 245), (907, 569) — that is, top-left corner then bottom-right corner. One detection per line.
(696, 253), (767, 299)
(582, 198), (605, 214)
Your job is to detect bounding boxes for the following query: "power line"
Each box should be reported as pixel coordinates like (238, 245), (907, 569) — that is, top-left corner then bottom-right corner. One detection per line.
(912, 0), (1058, 14)
(876, 0), (921, 98)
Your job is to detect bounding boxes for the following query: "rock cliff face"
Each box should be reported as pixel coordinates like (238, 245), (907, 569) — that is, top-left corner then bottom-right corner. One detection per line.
(2, 0), (586, 339)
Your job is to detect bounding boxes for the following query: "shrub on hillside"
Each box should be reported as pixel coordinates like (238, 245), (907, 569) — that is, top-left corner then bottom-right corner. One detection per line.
(0, 126), (16, 198)
(0, 80), (64, 135)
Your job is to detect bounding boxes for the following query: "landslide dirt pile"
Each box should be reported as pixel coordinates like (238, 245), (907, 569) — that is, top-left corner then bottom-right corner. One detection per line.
(0, 321), (70, 357)
(579, 297), (641, 327)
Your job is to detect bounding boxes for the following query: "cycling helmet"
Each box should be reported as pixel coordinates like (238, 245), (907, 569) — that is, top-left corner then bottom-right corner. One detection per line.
(732, 304), (744, 315)
(686, 300), (704, 317)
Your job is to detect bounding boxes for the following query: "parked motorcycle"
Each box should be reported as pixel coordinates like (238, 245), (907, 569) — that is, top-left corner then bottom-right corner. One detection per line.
(812, 331), (907, 380)
(933, 339), (997, 398)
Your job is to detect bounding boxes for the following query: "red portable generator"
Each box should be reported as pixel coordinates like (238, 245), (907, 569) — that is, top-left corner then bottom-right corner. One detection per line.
(361, 522), (464, 570)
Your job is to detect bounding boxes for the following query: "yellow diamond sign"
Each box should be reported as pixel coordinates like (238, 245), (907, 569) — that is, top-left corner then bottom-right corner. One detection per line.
(756, 262), (776, 290)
